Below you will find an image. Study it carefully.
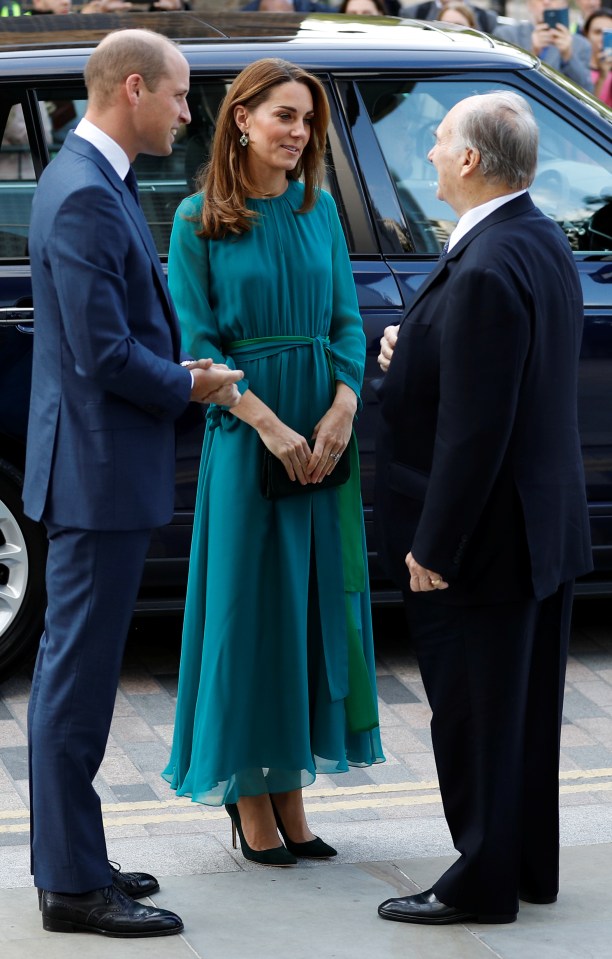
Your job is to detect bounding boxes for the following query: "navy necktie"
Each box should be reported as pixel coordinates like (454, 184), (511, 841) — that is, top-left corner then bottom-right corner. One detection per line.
(440, 238), (450, 257)
(124, 167), (140, 204)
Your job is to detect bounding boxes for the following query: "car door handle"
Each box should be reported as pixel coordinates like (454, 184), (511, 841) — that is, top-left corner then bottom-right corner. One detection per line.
(0, 307), (34, 328)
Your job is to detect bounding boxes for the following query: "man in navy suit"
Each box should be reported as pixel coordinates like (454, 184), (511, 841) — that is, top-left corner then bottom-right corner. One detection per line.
(23, 28), (243, 937)
(375, 92), (592, 925)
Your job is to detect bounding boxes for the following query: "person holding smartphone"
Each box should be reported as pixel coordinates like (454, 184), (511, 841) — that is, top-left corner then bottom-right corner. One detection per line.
(583, 8), (612, 105)
(496, 0), (593, 91)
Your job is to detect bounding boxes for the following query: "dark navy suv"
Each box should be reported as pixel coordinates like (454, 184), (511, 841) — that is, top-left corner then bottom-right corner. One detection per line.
(1, 10), (612, 678)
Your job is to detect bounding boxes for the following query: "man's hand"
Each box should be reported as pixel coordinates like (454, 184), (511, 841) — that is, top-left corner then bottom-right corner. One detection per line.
(405, 551), (449, 593)
(378, 324), (399, 373)
(185, 359), (244, 408)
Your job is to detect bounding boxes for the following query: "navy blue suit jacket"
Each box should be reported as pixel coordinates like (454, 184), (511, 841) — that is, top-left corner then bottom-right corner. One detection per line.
(23, 132), (192, 531)
(375, 193), (593, 603)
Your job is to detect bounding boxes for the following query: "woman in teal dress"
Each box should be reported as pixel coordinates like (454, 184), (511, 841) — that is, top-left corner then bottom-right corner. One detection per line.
(163, 58), (384, 865)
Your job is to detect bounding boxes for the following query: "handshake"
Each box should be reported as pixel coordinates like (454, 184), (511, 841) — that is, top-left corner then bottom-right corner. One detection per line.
(183, 358), (244, 408)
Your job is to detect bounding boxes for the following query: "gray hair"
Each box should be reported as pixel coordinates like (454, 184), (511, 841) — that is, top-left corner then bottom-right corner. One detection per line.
(454, 91), (539, 190)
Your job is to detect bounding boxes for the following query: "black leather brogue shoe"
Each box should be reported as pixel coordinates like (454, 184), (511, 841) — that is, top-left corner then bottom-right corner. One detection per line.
(377, 889), (516, 925)
(40, 885), (184, 937)
(109, 860), (160, 898)
(37, 861), (160, 911)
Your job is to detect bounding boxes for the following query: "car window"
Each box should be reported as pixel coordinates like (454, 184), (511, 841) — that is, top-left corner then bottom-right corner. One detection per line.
(0, 98), (36, 259)
(356, 79), (612, 255)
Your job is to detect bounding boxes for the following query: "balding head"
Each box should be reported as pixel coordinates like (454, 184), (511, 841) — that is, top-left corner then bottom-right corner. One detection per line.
(451, 91), (539, 191)
(85, 29), (182, 109)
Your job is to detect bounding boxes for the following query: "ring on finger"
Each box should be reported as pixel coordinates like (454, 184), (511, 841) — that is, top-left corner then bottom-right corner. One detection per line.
(329, 451), (341, 463)
(430, 577), (442, 587)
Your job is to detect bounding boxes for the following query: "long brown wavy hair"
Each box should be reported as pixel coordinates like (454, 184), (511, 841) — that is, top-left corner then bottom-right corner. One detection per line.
(198, 59), (330, 238)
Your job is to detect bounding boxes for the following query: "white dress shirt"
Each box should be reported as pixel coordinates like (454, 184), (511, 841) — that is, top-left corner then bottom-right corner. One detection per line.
(74, 117), (130, 180)
(447, 190), (526, 252)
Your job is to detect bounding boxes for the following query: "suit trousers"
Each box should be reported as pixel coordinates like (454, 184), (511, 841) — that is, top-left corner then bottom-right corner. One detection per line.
(28, 522), (151, 893)
(405, 582), (573, 916)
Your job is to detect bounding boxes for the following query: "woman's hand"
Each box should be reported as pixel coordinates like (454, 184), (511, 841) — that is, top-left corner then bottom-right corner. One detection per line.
(230, 389), (311, 484)
(258, 420), (312, 485)
(307, 383), (357, 484)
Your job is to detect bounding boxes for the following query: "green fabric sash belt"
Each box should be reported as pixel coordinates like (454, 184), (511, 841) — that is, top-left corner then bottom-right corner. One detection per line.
(225, 334), (378, 734)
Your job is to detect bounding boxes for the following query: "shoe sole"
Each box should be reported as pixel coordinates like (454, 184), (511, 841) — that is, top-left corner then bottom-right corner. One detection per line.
(42, 916), (184, 937)
(377, 908), (516, 925)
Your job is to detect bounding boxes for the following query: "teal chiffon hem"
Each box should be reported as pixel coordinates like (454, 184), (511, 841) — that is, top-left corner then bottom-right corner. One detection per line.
(162, 747), (385, 808)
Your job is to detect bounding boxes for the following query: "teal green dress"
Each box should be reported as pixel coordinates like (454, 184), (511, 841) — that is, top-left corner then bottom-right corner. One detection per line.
(163, 181), (384, 806)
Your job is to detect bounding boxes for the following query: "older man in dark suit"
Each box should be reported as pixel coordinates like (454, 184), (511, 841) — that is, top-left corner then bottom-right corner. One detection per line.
(24, 28), (243, 937)
(375, 91), (592, 925)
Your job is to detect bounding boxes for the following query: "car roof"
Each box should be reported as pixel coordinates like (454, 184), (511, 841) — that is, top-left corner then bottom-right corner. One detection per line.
(0, 11), (535, 74)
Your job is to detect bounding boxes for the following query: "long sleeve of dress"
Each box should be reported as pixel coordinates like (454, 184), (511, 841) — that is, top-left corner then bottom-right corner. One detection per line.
(168, 194), (249, 394)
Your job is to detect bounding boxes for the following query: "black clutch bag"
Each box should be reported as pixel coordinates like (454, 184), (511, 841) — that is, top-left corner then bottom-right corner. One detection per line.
(261, 444), (351, 500)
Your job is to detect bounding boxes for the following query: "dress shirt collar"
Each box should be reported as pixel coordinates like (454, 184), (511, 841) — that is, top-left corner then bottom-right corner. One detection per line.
(447, 190), (526, 252)
(74, 117), (131, 181)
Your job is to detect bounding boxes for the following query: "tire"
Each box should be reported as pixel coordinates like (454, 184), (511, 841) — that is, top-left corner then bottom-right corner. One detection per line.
(0, 459), (47, 682)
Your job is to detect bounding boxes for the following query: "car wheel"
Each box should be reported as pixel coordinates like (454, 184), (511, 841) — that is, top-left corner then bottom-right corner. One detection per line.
(0, 459), (46, 682)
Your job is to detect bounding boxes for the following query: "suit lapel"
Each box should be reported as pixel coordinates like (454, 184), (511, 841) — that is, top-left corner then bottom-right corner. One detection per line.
(64, 134), (183, 359)
(404, 193), (535, 320)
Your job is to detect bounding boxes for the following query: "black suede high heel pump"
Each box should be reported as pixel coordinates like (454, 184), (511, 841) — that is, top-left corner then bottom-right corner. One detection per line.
(225, 803), (297, 866)
(270, 798), (337, 859)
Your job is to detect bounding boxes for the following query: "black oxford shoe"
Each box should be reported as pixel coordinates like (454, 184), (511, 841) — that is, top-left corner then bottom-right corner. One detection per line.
(378, 889), (516, 925)
(38, 861), (160, 910)
(40, 885), (184, 937)
(109, 860), (160, 898)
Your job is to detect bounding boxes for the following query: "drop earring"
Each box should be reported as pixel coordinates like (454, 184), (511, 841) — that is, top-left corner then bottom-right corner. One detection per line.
(239, 131), (249, 147)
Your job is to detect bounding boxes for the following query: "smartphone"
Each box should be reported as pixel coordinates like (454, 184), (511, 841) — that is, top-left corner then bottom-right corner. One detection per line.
(543, 8), (569, 29)
(603, 29), (612, 52)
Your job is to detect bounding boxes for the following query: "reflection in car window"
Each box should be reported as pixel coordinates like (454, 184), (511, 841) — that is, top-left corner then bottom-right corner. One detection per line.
(357, 79), (612, 255)
(0, 101), (40, 259)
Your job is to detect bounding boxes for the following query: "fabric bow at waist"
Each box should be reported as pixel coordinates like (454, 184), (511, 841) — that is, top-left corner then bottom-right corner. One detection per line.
(227, 334), (332, 368)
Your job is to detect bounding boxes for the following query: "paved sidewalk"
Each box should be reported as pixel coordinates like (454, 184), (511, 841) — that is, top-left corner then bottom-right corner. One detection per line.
(1, 843), (611, 958)
(1, 609), (611, 956)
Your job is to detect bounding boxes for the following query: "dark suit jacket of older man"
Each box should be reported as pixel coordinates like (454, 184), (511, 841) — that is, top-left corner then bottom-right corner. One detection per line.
(376, 192), (592, 605)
